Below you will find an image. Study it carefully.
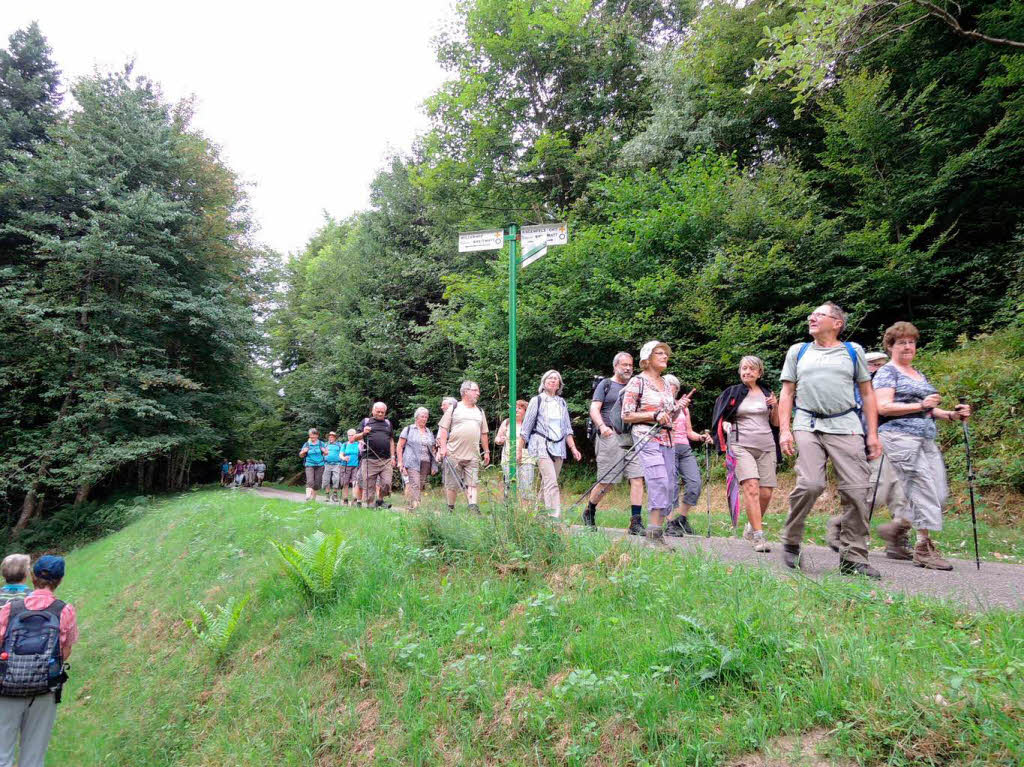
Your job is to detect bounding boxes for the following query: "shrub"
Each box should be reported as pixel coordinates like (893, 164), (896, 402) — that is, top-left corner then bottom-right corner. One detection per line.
(270, 530), (349, 605)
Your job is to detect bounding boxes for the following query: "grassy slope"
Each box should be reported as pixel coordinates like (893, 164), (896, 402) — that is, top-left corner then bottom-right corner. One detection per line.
(52, 490), (1023, 766)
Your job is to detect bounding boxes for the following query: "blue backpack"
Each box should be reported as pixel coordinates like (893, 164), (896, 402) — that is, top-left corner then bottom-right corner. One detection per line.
(795, 342), (864, 429)
(0, 599), (68, 699)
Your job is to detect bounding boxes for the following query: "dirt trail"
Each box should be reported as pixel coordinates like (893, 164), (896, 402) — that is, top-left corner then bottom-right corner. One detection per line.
(248, 486), (1024, 611)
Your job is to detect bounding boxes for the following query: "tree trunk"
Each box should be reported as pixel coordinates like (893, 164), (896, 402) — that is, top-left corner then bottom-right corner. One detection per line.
(73, 483), (91, 507)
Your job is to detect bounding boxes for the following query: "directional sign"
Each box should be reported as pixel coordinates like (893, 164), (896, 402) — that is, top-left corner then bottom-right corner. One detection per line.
(521, 223), (568, 251)
(458, 229), (504, 253)
(520, 246), (547, 269)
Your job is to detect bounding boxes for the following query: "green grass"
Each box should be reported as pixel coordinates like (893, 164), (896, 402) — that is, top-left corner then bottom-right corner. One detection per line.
(46, 489), (1022, 765)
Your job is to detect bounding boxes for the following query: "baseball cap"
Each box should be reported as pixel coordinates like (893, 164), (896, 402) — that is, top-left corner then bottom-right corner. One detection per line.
(33, 555), (65, 581)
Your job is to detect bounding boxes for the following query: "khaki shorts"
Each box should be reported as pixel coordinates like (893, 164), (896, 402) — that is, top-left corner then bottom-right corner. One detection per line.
(730, 442), (777, 487)
(361, 457), (393, 494)
(595, 432), (643, 484)
(443, 457), (479, 490)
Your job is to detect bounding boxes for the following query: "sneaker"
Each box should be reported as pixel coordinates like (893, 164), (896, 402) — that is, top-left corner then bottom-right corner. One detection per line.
(825, 515), (842, 553)
(582, 508), (596, 527)
(752, 533), (771, 553)
(913, 538), (953, 571)
(877, 518), (914, 561)
(838, 559), (882, 580)
(743, 522), (754, 542)
(628, 517), (646, 536)
(782, 544), (802, 570)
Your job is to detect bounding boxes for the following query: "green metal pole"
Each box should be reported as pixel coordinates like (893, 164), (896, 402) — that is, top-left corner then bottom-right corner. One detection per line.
(506, 225), (518, 502)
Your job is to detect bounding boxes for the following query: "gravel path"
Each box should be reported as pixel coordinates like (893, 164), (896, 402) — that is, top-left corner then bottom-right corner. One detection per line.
(249, 487), (1024, 611)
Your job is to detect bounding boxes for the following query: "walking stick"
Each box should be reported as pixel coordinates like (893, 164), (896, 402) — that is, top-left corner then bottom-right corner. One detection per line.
(958, 398), (981, 571)
(867, 454), (885, 523)
(704, 441), (712, 538)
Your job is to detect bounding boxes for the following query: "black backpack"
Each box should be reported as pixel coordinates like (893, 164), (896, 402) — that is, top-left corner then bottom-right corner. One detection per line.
(585, 375), (605, 442)
(0, 599), (68, 699)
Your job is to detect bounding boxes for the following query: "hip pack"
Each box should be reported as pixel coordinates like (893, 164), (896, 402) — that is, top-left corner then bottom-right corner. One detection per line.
(0, 599), (68, 699)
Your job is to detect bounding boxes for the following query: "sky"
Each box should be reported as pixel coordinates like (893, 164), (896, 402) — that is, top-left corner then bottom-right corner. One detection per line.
(1, 1), (455, 256)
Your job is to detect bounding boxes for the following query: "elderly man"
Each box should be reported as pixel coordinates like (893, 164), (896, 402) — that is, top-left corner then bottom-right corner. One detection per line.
(354, 402), (396, 509)
(437, 380), (490, 513)
(584, 352), (646, 534)
(778, 302), (883, 579)
(0, 555), (78, 767)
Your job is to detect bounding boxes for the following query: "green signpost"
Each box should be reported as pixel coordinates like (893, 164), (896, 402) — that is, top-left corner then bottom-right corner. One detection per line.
(458, 223), (567, 501)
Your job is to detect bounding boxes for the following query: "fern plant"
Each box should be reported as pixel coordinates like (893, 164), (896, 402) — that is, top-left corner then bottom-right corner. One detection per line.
(188, 593), (252, 661)
(270, 529), (349, 605)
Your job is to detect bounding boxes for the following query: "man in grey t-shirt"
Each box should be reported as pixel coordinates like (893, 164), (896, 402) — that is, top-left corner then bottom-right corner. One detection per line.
(778, 301), (882, 578)
(584, 352), (645, 533)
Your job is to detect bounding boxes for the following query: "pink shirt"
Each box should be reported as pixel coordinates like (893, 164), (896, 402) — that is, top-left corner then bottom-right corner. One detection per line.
(671, 407), (694, 444)
(0, 589), (79, 660)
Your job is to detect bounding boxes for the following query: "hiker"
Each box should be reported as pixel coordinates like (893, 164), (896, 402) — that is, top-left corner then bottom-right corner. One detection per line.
(254, 459), (266, 488)
(584, 352), (646, 534)
(245, 460), (257, 487)
(710, 356), (782, 553)
(299, 428), (328, 502)
(233, 459), (246, 488)
(872, 322), (971, 570)
(495, 400), (536, 501)
(340, 430), (361, 505)
(0, 555), (31, 606)
(221, 459), (232, 487)
(0, 555), (78, 767)
(397, 407), (438, 510)
(621, 341), (679, 544)
(663, 375), (713, 538)
(778, 302), (882, 578)
(518, 370), (583, 518)
(355, 403), (397, 509)
(322, 432), (346, 503)
(437, 380), (490, 513)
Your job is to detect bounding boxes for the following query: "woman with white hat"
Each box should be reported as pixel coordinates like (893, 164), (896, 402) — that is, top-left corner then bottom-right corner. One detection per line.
(621, 341), (680, 543)
(518, 370), (582, 517)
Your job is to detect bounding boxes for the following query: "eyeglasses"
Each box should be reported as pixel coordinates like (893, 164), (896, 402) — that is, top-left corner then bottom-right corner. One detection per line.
(808, 312), (837, 321)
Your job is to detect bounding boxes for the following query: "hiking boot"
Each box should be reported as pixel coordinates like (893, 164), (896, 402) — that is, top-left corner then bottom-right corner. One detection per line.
(374, 500), (392, 509)
(665, 517), (685, 537)
(825, 515), (842, 553)
(628, 516), (646, 536)
(839, 559), (882, 580)
(646, 525), (667, 546)
(877, 518), (914, 561)
(913, 538), (953, 571)
(752, 532), (771, 553)
(782, 544), (802, 570)
(582, 507), (596, 527)
(468, 503), (481, 515)
(743, 522), (754, 542)
(447, 504), (455, 513)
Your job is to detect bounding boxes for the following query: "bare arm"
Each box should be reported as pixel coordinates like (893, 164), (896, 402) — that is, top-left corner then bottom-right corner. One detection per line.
(779, 381), (796, 456)
(859, 380), (881, 460)
(396, 437), (407, 468)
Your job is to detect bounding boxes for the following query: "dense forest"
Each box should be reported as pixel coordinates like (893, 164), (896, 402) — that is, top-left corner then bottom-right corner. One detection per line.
(2, 0), (1023, 534)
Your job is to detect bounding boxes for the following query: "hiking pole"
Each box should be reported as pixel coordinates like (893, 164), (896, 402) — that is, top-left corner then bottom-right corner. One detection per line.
(958, 397), (981, 571)
(563, 424), (664, 525)
(867, 454), (885, 523)
(704, 440), (712, 538)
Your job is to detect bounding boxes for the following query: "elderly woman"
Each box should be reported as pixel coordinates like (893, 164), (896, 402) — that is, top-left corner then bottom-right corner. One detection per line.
(519, 371), (582, 517)
(662, 375), (712, 537)
(397, 407), (438, 509)
(495, 400), (536, 500)
(0, 554), (31, 606)
(299, 428), (328, 502)
(710, 356), (781, 553)
(873, 322), (970, 570)
(622, 341), (680, 543)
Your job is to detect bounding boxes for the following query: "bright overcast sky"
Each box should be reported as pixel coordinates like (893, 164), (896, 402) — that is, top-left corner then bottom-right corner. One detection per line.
(2, 1), (455, 256)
